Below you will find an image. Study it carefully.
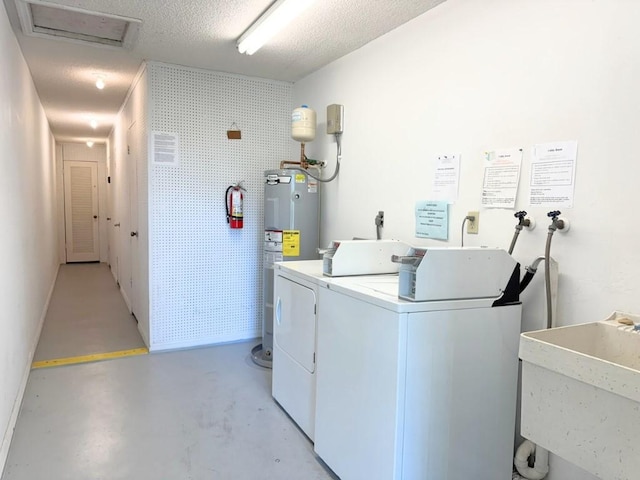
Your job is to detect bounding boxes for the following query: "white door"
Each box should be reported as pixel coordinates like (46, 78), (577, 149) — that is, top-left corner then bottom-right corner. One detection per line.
(128, 122), (139, 318)
(106, 151), (117, 280)
(64, 161), (99, 262)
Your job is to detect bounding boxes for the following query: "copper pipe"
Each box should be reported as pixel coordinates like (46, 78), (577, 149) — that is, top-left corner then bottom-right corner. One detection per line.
(279, 160), (302, 169)
(279, 143), (310, 169)
(300, 143), (308, 169)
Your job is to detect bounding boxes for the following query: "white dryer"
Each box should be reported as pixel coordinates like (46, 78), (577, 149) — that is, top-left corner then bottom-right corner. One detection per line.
(272, 259), (404, 441)
(271, 260), (327, 440)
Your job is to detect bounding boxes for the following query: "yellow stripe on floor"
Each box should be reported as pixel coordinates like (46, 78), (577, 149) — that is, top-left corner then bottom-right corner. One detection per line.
(32, 347), (149, 369)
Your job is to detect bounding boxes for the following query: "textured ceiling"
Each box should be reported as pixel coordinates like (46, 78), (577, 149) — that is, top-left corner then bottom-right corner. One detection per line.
(3, 0), (446, 143)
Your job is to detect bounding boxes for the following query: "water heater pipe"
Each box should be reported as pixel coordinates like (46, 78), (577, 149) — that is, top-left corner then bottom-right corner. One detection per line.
(286, 133), (341, 183)
(280, 143), (309, 169)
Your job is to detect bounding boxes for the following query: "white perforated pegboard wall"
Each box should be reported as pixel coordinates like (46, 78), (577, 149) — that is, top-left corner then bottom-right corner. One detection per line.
(148, 62), (292, 348)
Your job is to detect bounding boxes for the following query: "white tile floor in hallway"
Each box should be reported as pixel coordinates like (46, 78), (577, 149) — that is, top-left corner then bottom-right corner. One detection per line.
(2, 264), (337, 480)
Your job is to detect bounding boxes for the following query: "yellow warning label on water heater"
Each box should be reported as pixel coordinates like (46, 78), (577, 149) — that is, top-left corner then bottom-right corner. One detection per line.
(282, 230), (300, 256)
(295, 174), (306, 183)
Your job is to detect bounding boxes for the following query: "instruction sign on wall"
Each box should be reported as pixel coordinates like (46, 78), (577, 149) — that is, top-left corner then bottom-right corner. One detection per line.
(529, 141), (578, 207)
(415, 201), (449, 240)
(151, 131), (180, 166)
(282, 230), (300, 256)
(481, 148), (523, 208)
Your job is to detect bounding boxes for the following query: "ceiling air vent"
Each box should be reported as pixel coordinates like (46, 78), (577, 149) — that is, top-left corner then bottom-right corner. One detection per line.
(14, 0), (141, 49)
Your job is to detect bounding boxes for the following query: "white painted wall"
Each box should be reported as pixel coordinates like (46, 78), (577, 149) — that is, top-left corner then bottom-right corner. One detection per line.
(58, 143), (108, 262)
(55, 143), (65, 263)
(0, 5), (58, 475)
(293, 1), (640, 478)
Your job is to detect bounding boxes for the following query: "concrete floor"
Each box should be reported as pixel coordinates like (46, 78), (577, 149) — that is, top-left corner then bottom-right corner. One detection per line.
(34, 263), (146, 361)
(2, 263), (336, 480)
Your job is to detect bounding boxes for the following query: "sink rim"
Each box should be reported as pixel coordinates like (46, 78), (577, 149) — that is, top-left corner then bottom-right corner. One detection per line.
(519, 312), (640, 403)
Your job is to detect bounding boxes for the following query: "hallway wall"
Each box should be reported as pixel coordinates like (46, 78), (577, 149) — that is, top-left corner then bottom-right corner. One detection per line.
(292, 1), (640, 478)
(0, 5), (58, 474)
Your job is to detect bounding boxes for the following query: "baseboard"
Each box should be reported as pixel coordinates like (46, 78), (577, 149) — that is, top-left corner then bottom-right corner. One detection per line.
(137, 322), (150, 348)
(0, 263), (60, 477)
(120, 286), (132, 312)
(149, 332), (261, 352)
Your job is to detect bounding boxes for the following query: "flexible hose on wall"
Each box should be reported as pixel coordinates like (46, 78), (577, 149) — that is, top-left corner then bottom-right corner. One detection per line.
(508, 229), (520, 255)
(515, 229), (557, 479)
(544, 230), (554, 330)
(289, 133), (342, 183)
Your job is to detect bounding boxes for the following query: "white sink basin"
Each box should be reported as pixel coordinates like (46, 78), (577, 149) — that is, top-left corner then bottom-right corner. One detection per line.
(519, 312), (640, 480)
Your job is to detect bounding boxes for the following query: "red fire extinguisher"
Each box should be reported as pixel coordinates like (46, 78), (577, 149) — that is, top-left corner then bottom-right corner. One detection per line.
(226, 183), (245, 229)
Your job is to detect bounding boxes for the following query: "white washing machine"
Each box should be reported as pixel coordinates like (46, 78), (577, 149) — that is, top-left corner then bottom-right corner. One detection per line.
(313, 252), (523, 480)
(271, 260), (327, 440)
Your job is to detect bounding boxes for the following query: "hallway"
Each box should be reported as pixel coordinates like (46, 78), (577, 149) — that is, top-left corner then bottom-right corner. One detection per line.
(2, 264), (335, 480)
(33, 263), (146, 365)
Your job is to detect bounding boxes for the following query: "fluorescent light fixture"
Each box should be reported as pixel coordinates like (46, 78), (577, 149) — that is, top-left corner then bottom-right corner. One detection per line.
(237, 0), (316, 55)
(86, 141), (94, 147)
(90, 119), (98, 129)
(95, 77), (105, 89)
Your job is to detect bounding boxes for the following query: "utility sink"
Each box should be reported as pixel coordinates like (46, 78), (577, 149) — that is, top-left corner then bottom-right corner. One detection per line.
(519, 312), (640, 480)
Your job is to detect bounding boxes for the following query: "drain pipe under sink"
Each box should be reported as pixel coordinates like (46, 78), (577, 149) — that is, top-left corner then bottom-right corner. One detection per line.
(514, 440), (549, 479)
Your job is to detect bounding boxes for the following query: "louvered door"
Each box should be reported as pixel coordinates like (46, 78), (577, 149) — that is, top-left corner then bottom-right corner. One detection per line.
(64, 161), (99, 262)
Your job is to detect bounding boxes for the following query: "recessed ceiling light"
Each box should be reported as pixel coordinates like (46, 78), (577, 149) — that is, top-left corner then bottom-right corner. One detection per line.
(86, 141), (94, 147)
(95, 77), (105, 90)
(14, 0), (141, 49)
(90, 119), (98, 129)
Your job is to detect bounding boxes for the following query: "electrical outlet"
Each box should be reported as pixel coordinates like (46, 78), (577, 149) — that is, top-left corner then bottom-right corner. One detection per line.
(467, 211), (479, 234)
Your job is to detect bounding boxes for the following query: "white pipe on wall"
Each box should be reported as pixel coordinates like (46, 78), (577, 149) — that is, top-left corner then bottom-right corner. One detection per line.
(514, 440), (549, 480)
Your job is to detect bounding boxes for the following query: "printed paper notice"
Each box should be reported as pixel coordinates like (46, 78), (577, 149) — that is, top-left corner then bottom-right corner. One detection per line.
(415, 201), (448, 240)
(152, 131), (180, 166)
(282, 230), (300, 257)
(482, 149), (523, 208)
(529, 141), (578, 207)
(432, 154), (460, 203)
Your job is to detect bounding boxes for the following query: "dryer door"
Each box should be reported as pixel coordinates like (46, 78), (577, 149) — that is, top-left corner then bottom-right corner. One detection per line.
(274, 275), (316, 373)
